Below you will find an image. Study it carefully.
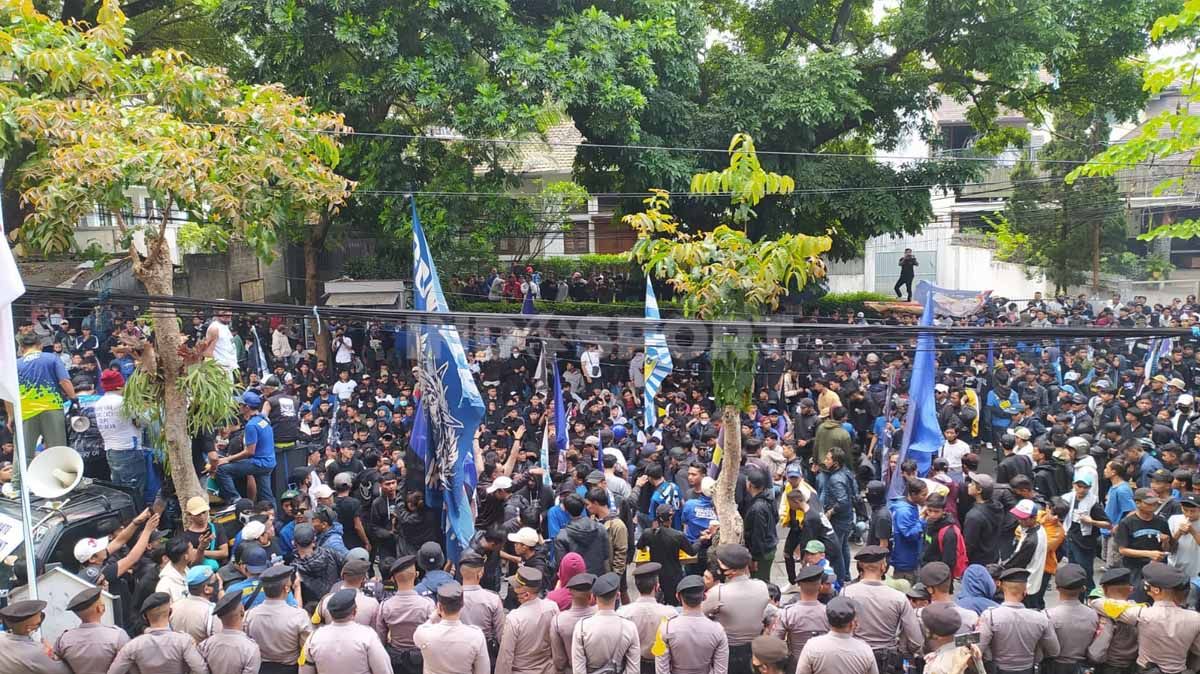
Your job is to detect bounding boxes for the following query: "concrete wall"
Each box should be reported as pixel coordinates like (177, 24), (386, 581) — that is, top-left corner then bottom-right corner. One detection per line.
(179, 243), (289, 302)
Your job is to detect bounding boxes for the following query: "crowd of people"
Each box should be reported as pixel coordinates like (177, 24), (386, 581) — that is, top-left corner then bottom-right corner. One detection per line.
(5, 289), (1200, 674)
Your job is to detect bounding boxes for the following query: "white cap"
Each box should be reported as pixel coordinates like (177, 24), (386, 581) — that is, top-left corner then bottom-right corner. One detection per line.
(934, 383), (949, 393)
(241, 521), (266, 541)
(1013, 427), (1032, 440)
(313, 484), (334, 499)
(1180, 394), (1195, 407)
(74, 536), (109, 563)
(1065, 436), (1090, 452)
(486, 475), (514, 494)
(507, 526), (541, 547)
(584, 435), (600, 446)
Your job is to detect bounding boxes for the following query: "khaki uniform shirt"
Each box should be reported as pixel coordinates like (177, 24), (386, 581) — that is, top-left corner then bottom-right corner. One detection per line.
(841, 580), (924, 654)
(794, 631), (879, 674)
(923, 600), (979, 636)
(495, 597), (559, 674)
(460, 585), (505, 644)
(108, 627), (208, 674)
(1087, 612), (1138, 666)
(700, 574), (771, 646)
(655, 609), (729, 674)
(551, 606), (596, 673)
(1115, 599), (1200, 673)
(318, 588), (380, 627)
(0, 632), (72, 674)
(570, 610), (640, 674)
(54, 622), (129, 674)
(414, 617), (490, 674)
(373, 589), (434, 651)
(617, 596), (677, 661)
(171, 595), (216, 643)
(924, 642), (964, 674)
(299, 620), (392, 674)
(1045, 600), (1097, 663)
(244, 597), (313, 665)
(198, 629), (261, 674)
(770, 599), (830, 661)
(978, 601), (1059, 670)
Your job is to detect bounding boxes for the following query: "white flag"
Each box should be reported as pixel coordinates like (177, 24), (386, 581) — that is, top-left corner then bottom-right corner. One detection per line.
(0, 238), (26, 405)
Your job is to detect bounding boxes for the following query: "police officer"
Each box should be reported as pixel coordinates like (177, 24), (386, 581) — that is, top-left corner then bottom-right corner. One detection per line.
(1087, 568), (1139, 674)
(171, 565), (220, 643)
(54, 587), (129, 674)
(551, 572), (597, 673)
(415, 581), (491, 674)
(656, 575), (729, 674)
(841, 546), (923, 674)
(794, 597), (878, 674)
(618, 562), (677, 674)
(459, 550), (505, 665)
(1107, 562), (1200, 674)
(0, 600), (71, 674)
(1043, 564), (1097, 674)
(374, 554), (434, 674)
(918, 563), (978, 636)
(199, 590), (262, 674)
(922, 603), (980, 674)
(749, 635), (791, 674)
(571, 572), (640, 674)
(770, 564), (830, 661)
(301, 589), (392, 674)
(495, 566), (560, 674)
(108, 592), (208, 674)
(245, 564), (313, 674)
(701, 544), (770, 674)
(978, 568), (1060, 674)
(317, 558), (380, 627)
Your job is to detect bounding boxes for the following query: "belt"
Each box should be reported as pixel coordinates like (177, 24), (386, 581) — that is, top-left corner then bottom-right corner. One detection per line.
(276, 441), (296, 448)
(258, 663), (298, 674)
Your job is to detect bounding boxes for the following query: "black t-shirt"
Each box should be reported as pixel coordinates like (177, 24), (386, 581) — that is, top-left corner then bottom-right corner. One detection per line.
(868, 506), (892, 547)
(334, 495), (365, 549)
(1114, 511), (1170, 569)
(184, 522), (229, 562)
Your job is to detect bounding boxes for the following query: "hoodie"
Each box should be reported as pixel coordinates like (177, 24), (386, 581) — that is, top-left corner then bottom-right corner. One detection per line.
(316, 521), (349, 563)
(956, 564), (999, 615)
(547, 552), (587, 611)
(888, 497), (924, 571)
(553, 516), (611, 576)
(294, 545), (341, 599)
(962, 499), (1004, 565)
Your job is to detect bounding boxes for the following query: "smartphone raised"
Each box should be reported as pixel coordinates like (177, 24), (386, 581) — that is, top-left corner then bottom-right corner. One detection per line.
(954, 631), (981, 648)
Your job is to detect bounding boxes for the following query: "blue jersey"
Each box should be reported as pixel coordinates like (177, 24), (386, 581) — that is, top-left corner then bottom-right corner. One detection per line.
(224, 578), (297, 609)
(17, 351), (69, 420)
(243, 414), (276, 469)
(680, 495), (717, 543)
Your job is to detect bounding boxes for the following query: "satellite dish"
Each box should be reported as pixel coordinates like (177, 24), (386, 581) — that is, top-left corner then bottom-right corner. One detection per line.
(26, 446), (84, 499)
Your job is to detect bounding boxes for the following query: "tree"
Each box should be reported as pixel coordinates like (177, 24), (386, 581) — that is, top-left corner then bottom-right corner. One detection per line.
(0, 0), (352, 500)
(1069, 1), (1200, 240)
(626, 134), (831, 543)
(992, 109), (1128, 292)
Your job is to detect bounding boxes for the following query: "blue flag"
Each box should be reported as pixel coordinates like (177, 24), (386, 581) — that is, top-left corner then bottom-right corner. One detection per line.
(410, 200), (485, 563)
(522, 290), (536, 315)
(890, 281), (991, 498)
(643, 277), (673, 430)
(552, 355), (568, 464)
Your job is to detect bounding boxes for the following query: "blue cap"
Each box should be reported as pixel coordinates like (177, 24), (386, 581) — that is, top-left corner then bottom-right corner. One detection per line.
(786, 466), (803, 478)
(300, 403), (312, 414)
(238, 391), (262, 408)
(243, 545), (270, 574)
(186, 565), (214, 587)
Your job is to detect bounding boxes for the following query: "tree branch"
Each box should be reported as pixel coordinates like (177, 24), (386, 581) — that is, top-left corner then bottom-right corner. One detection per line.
(830, 0), (855, 45)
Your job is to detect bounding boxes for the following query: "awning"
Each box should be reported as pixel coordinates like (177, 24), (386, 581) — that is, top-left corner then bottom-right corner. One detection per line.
(326, 292), (399, 307)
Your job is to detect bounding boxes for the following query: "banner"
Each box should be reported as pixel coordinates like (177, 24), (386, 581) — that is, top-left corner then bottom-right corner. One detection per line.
(552, 355), (569, 470)
(410, 201), (485, 563)
(643, 277), (673, 430)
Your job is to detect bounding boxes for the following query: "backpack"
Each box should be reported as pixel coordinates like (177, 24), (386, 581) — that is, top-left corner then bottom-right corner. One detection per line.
(938, 523), (969, 580)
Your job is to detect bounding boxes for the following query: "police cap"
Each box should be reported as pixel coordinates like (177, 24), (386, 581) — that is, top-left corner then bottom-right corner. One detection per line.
(714, 544), (752, 569)
(327, 589), (358, 619)
(66, 588), (102, 613)
(213, 590), (244, 618)
(1054, 563), (1088, 590)
(632, 562), (662, 578)
(918, 562), (951, 588)
(509, 566), (543, 589)
(260, 564), (294, 583)
(565, 573), (597, 590)
(825, 596), (857, 628)
(999, 568), (1030, 583)
(436, 581), (464, 602)
(458, 551), (485, 568)
(1099, 568), (1133, 586)
(592, 572), (621, 596)
(794, 565), (826, 583)
(1142, 562), (1189, 590)
(676, 575), (705, 594)
(341, 558), (370, 577)
(140, 592), (171, 615)
(854, 545), (889, 563)
(750, 635), (790, 665)
(0, 600), (46, 622)
(921, 602), (963, 637)
(388, 555), (417, 576)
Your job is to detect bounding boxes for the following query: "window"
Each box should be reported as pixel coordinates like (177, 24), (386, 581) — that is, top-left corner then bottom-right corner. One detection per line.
(563, 221), (590, 254)
(94, 206), (112, 228)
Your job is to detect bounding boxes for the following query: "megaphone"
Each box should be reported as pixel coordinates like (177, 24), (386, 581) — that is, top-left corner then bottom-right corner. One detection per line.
(26, 446), (84, 499)
(70, 414), (90, 433)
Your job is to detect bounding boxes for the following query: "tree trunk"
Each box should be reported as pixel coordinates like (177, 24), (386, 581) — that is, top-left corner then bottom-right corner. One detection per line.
(2, 145), (32, 238)
(136, 237), (204, 502)
(713, 403), (745, 545)
(1091, 220), (1101, 291)
(303, 237), (330, 363)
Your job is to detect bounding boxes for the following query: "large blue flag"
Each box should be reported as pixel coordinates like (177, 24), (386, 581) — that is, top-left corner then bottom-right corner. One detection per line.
(522, 289), (536, 315)
(410, 200), (485, 563)
(643, 277), (673, 430)
(552, 355), (568, 467)
(890, 281), (991, 497)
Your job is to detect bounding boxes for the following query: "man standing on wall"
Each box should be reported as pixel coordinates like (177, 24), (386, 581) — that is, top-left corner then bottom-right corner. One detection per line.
(895, 248), (918, 302)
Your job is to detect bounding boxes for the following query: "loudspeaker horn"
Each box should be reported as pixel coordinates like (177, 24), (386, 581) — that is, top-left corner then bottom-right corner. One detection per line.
(26, 446), (84, 499)
(70, 415), (90, 433)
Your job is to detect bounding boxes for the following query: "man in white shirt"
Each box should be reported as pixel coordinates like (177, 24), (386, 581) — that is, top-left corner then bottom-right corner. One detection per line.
(1012, 426), (1035, 458)
(580, 344), (602, 388)
(332, 370), (357, 402)
(940, 426), (972, 483)
(271, 325), (293, 366)
(1168, 495), (1200, 579)
(199, 310), (239, 378)
(333, 329), (354, 370)
(94, 370), (146, 504)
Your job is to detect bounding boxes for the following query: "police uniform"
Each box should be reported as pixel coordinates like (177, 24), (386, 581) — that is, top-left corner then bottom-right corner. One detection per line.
(571, 573), (640, 674)
(54, 589), (129, 674)
(550, 573), (597, 674)
(618, 564), (677, 673)
(318, 588), (380, 627)
(655, 575), (729, 674)
(414, 582), (491, 674)
(794, 598), (878, 674)
(841, 548), (923, 674)
(300, 590), (392, 674)
(198, 591), (261, 674)
(0, 601), (72, 674)
(460, 576), (505, 666)
(245, 565), (313, 674)
(172, 580), (217, 644)
(916, 563), (978, 636)
(1086, 568), (1139, 674)
(770, 565), (830, 661)
(1042, 565), (1097, 674)
(978, 569), (1060, 674)
(108, 594), (207, 674)
(373, 556), (435, 674)
(495, 566), (561, 674)
(700, 545), (770, 674)
(1110, 563), (1200, 674)
(921, 603), (968, 674)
